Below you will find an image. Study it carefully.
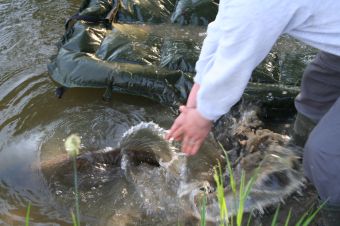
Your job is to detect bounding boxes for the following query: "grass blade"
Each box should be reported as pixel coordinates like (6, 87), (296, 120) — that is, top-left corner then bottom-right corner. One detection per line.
(200, 193), (207, 226)
(246, 212), (252, 226)
(284, 209), (292, 226)
(296, 211), (308, 226)
(25, 202), (31, 226)
(271, 204), (280, 226)
(302, 201), (326, 226)
(237, 171), (255, 226)
(213, 162), (228, 225)
(219, 143), (236, 194)
(295, 198), (327, 226)
(71, 211), (78, 226)
(72, 156), (80, 226)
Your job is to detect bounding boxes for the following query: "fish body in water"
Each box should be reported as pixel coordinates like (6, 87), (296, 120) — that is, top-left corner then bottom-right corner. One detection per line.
(40, 114), (303, 224)
(40, 122), (181, 172)
(40, 146), (122, 186)
(40, 122), (198, 222)
(119, 122), (188, 216)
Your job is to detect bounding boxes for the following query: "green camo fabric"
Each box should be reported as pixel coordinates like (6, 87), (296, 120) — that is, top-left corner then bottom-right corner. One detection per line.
(48, 0), (316, 118)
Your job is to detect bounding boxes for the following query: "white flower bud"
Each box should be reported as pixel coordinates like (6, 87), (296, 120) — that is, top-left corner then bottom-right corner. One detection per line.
(64, 134), (81, 157)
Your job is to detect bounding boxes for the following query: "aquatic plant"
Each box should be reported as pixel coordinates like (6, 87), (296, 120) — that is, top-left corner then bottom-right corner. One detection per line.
(212, 156), (255, 226)
(41, 123), (322, 225)
(200, 193), (207, 226)
(64, 134), (81, 226)
(295, 201), (325, 226)
(25, 202), (31, 226)
(198, 145), (323, 226)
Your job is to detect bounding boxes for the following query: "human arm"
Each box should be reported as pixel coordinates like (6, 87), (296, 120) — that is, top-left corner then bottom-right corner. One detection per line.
(186, 83), (200, 108)
(167, 0), (301, 154)
(196, 0), (300, 120)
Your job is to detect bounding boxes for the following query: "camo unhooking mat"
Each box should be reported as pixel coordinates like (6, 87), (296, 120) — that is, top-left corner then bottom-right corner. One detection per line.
(48, 0), (317, 119)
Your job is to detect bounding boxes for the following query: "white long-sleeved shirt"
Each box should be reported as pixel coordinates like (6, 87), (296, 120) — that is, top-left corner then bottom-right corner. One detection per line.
(194, 0), (340, 121)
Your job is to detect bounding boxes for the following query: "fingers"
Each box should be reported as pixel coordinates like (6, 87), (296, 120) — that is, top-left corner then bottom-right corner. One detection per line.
(190, 140), (203, 155)
(169, 127), (183, 141)
(166, 108), (188, 140)
(166, 117), (184, 141)
(182, 136), (203, 156)
(179, 105), (188, 113)
(165, 123), (179, 140)
(181, 136), (191, 154)
(167, 107), (210, 156)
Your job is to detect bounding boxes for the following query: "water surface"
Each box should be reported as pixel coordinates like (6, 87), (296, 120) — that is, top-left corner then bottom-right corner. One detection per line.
(0, 1), (220, 225)
(0, 0), (316, 225)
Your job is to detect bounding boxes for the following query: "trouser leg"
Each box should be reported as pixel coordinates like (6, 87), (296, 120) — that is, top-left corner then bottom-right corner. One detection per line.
(296, 51), (340, 198)
(303, 96), (340, 205)
(303, 97), (340, 226)
(294, 51), (340, 225)
(295, 51), (340, 123)
(293, 51), (340, 147)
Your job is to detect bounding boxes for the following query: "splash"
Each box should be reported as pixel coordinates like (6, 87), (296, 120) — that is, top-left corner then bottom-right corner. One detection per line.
(118, 122), (190, 217)
(191, 106), (305, 223)
(39, 121), (194, 222)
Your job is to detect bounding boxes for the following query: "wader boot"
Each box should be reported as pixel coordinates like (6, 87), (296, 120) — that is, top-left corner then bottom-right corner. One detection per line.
(291, 113), (317, 147)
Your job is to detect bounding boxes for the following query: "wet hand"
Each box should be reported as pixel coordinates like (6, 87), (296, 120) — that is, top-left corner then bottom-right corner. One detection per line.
(166, 106), (212, 155)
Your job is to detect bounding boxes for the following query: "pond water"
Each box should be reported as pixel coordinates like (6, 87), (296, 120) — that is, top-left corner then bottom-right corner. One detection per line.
(0, 0), (318, 225)
(0, 1), (222, 225)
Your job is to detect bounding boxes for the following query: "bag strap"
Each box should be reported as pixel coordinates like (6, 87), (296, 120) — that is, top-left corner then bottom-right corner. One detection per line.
(65, 0), (119, 31)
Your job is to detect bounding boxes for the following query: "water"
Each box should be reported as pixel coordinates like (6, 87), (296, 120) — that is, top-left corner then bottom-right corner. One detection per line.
(0, 0), (317, 225)
(0, 1), (222, 224)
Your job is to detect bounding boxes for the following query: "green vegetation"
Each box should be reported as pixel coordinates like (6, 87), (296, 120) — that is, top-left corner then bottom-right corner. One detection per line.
(212, 158), (255, 226)
(198, 145), (323, 226)
(65, 134), (81, 226)
(200, 193), (207, 226)
(25, 135), (323, 226)
(25, 202), (31, 226)
(296, 201), (326, 226)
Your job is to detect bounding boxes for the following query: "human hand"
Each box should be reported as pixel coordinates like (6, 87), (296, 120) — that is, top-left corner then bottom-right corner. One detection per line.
(165, 106), (187, 141)
(166, 106), (212, 155)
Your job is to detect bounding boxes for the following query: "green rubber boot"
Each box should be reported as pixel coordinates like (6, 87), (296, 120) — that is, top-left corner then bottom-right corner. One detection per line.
(291, 113), (317, 147)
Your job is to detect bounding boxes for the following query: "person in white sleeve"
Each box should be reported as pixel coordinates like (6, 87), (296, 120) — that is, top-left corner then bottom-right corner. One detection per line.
(166, 0), (340, 225)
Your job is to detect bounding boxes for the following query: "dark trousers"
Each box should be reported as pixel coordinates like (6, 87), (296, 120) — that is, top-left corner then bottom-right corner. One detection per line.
(295, 51), (340, 205)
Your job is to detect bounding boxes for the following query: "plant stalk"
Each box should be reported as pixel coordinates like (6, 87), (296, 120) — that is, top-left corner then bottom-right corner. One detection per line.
(73, 156), (80, 226)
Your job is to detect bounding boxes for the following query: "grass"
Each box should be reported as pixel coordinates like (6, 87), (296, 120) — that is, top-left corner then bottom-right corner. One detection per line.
(25, 134), (83, 226)
(25, 202), (31, 226)
(211, 158), (255, 226)
(25, 135), (323, 226)
(65, 134), (81, 226)
(72, 154), (80, 226)
(296, 201), (326, 226)
(198, 144), (324, 226)
(200, 193), (207, 226)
